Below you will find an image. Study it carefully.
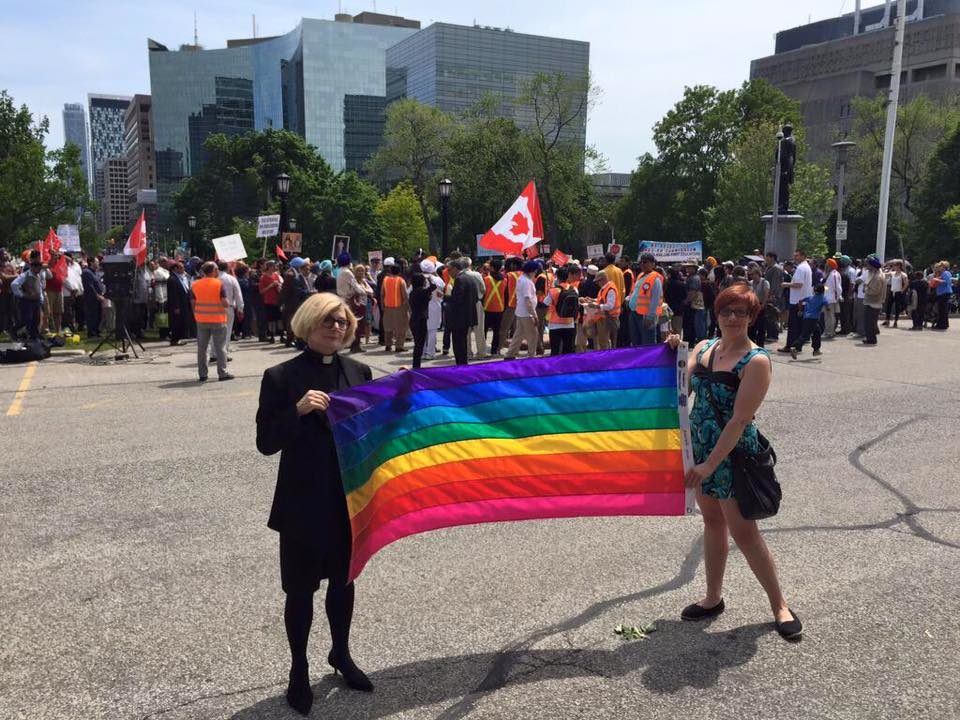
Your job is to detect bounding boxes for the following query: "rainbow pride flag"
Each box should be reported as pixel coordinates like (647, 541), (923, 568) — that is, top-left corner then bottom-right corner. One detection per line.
(327, 345), (693, 581)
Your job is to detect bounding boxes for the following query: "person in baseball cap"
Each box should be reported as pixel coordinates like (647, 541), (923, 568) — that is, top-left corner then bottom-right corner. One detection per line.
(289, 257), (306, 269)
(383, 257), (396, 267)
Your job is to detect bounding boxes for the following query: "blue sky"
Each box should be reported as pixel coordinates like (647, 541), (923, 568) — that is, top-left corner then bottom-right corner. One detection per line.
(1, 0), (851, 172)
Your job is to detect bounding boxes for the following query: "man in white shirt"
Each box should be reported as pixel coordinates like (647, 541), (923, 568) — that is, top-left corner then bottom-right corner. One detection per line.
(503, 260), (540, 359)
(778, 249), (812, 352)
(63, 254), (84, 332)
(883, 261), (908, 327)
(216, 261), (244, 358)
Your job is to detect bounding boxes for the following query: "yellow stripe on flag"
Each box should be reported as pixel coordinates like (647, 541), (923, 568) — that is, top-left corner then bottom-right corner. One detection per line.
(346, 428), (681, 517)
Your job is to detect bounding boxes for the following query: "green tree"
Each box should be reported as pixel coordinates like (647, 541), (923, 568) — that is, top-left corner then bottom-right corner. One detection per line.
(913, 123), (960, 265)
(367, 99), (454, 251)
(443, 97), (531, 250)
(376, 182), (428, 259)
(620, 80), (800, 248)
(0, 90), (89, 249)
(515, 72), (600, 247)
(705, 121), (832, 260)
(174, 130), (382, 259)
(850, 94), (960, 215)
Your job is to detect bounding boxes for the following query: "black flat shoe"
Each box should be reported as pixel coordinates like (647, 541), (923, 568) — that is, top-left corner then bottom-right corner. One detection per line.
(775, 609), (803, 640)
(286, 663), (313, 716)
(328, 651), (374, 692)
(681, 598), (725, 621)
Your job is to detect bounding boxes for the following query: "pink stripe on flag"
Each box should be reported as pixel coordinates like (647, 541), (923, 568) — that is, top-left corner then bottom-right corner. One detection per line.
(348, 492), (686, 581)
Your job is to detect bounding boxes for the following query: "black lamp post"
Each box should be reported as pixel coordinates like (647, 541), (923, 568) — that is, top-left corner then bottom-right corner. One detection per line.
(187, 215), (196, 257)
(276, 173), (291, 235)
(439, 177), (453, 259)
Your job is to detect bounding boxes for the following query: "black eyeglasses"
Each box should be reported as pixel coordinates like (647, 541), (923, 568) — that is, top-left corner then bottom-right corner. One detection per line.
(321, 316), (349, 331)
(717, 307), (751, 319)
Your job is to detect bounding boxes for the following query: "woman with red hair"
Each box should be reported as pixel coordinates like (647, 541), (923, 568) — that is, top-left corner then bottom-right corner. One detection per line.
(667, 283), (801, 639)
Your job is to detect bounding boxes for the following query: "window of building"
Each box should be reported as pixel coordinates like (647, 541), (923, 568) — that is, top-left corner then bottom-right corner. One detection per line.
(913, 64), (947, 83)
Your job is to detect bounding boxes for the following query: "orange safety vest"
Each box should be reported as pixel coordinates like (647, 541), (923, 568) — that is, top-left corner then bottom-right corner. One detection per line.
(192, 277), (226, 324)
(545, 283), (576, 326)
(633, 272), (663, 316)
(483, 275), (506, 312)
(382, 275), (404, 309)
(598, 281), (621, 317)
(506, 271), (521, 308)
(535, 272), (548, 304)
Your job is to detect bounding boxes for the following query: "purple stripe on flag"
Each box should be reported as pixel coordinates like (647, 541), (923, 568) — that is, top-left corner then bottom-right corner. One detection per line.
(328, 345), (674, 425)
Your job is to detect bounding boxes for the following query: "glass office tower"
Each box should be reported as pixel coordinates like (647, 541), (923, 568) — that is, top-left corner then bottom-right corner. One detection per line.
(148, 17), (417, 223)
(386, 23), (590, 148)
(62, 103), (91, 188)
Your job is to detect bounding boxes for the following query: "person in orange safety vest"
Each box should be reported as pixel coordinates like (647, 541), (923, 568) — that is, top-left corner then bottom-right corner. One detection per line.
(191, 261), (233, 382)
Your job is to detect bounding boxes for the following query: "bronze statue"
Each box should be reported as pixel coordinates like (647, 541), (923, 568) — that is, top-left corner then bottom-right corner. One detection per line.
(775, 124), (796, 214)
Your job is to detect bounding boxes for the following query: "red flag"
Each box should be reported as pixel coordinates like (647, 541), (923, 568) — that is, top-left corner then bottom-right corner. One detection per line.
(43, 228), (61, 256)
(479, 181), (544, 255)
(276, 245), (288, 261)
(123, 211), (148, 266)
(550, 249), (570, 267)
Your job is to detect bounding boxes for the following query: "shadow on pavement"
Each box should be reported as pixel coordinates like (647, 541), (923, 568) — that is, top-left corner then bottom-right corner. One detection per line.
(229, 621), (769, 719)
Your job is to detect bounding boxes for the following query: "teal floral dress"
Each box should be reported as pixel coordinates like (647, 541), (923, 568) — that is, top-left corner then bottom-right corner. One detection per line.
(690, 338), (769, 499)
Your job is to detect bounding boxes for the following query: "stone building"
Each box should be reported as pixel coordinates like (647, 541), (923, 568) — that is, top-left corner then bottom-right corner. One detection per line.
(751, 0), (960, 161)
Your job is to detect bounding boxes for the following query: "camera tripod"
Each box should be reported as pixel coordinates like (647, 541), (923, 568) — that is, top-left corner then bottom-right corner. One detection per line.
(90, 297), (145, 360)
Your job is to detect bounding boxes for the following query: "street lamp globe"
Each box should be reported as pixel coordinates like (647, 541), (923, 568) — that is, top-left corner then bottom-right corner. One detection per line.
(187, 215), (196, 229)
(289, 218), (297, 231)
(439, 177), (453, 199)
(276, 173), (291, 197)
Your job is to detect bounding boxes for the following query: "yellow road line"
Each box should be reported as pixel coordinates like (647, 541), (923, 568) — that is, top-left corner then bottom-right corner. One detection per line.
(5, 362), (38, 417)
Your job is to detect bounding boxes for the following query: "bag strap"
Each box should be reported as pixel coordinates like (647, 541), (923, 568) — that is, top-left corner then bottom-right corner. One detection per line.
(703, 342), (728, 425)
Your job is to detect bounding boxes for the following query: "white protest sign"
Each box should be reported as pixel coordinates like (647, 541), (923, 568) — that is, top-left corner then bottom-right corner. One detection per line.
(637, 241), (703, 263)
(586, 244), (604, 259)
(256, 215), (281, 238)
(608, 242), (622, 259)
(56, 224), (81, 251)
(367, 250), (383, 263)
(212, 233), (247, 262)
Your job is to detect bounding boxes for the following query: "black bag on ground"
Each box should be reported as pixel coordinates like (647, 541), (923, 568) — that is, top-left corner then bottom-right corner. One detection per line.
(555, 286), (579, 318)
(0, 340), (50, 364)
(704, 345), (781, 520)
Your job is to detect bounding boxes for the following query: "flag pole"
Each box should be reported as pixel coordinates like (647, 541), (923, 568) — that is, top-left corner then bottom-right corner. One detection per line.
(876, 0), (907, 264)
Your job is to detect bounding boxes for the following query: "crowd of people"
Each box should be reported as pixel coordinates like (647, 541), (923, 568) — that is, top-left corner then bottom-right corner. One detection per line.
(1, 245), (956, 367)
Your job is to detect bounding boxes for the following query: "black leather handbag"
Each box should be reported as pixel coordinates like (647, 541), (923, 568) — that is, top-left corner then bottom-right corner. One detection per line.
(704, 347), (781, 520)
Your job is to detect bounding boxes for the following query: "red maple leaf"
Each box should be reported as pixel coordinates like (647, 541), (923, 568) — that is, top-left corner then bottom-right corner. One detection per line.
(510, 211), (529, 237)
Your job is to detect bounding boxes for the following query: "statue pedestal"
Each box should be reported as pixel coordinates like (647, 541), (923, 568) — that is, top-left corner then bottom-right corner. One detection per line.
(761, 213), (803, 261)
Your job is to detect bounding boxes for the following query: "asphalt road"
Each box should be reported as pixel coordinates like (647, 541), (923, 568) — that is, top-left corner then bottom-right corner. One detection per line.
(2, 326), (959, 720)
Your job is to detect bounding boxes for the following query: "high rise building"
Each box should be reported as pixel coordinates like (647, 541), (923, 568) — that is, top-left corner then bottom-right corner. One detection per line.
(385, 24), (590, 150)
(751, 0), (960, 161)
(62, 103), (90, 188)
(148, 13), (590, 225)
(148, 14), (419, 223)
(101, 158), (130, 232)
(89, 94), (132, 232)
(124, 94), (157, 232)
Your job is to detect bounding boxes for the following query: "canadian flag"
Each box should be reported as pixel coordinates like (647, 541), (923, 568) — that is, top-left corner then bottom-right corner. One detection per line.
(549, 249), (570, 267)
(478, 181), (544, 255)
(276, 245), (288, 261)
(123, 211), (148, 266)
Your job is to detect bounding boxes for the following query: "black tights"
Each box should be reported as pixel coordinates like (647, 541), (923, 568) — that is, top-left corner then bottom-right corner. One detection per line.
(284, 581), (355, 667)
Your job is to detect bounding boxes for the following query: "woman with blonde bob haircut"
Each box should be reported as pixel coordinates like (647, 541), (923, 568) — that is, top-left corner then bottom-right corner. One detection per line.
(257, 291), (374, 715)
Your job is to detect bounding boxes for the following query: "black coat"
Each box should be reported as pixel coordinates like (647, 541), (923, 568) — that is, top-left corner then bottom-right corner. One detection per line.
(256, 351), (372, 552)
(446, 274), (478, 330)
